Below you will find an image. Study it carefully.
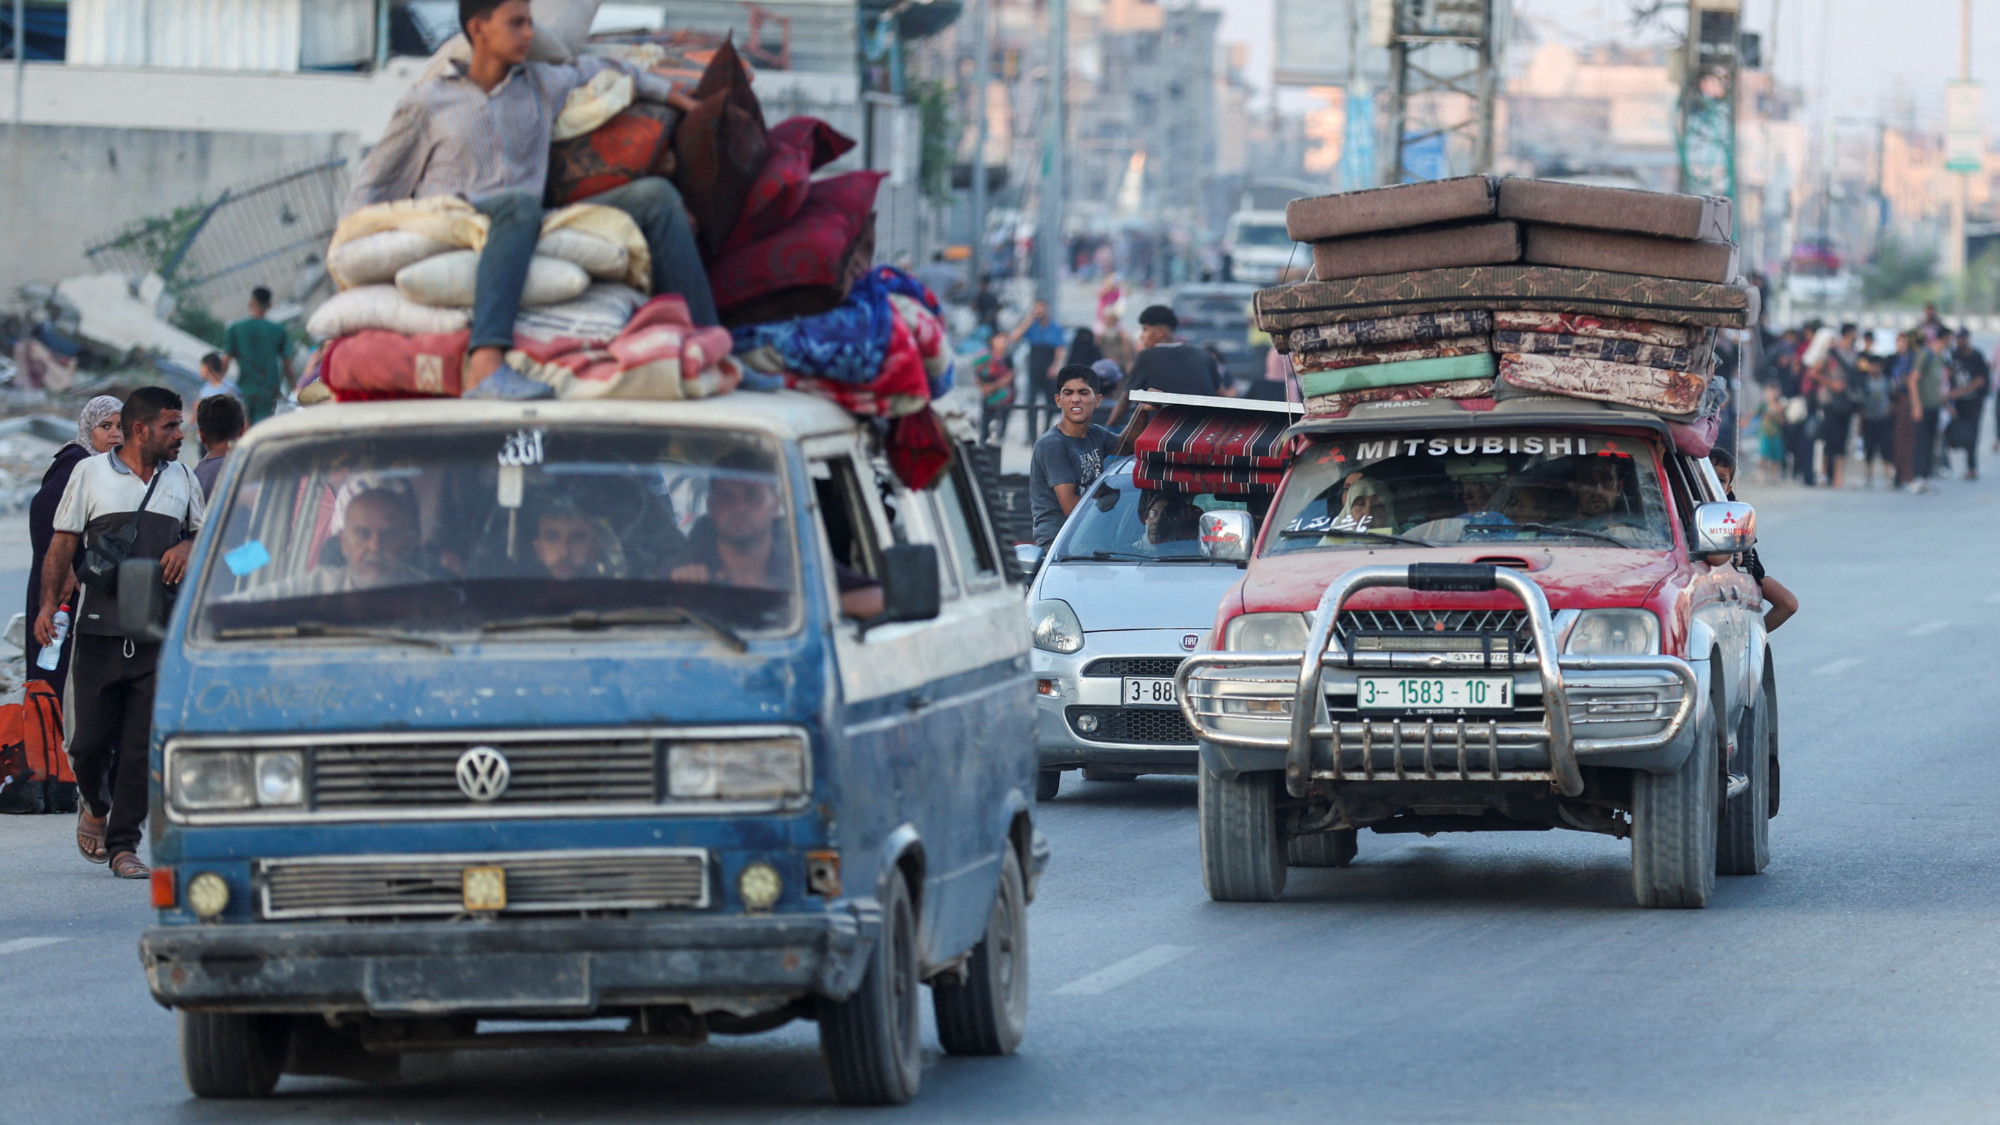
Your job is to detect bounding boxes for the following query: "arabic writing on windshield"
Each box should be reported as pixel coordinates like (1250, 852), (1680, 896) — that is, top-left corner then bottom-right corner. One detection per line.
(192, 426), (798, 639)
(1264, 431), (1674, 553)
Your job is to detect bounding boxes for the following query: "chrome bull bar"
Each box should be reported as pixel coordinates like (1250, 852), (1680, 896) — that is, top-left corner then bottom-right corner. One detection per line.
(1174, 564), (1699, 799)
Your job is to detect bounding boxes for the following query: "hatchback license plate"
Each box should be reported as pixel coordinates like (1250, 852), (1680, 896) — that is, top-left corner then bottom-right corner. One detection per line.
(1357, 676), (1511, 713)
(1121, 677), (1178, 708)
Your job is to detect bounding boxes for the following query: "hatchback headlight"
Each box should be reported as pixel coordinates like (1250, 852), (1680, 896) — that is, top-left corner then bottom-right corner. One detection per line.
(668, 739), (807, 800)
(1030, 599), (1085, 654)
(1566, 609), (1660, 656)
(1224, 612), (1311, 652)
(171, 752), (255, 811)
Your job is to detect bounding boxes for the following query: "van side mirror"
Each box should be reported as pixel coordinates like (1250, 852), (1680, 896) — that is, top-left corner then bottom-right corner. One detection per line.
(1199, 510), (1255, 563)
(117, 558), (169, 643)
(860, 543), (941, 635)
(1692, 501), (1756, 555)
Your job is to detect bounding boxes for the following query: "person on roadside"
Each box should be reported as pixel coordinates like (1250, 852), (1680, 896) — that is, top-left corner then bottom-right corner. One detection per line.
(1946, 327), (1989, 481)
(346, 0), (716, 398)
(24, 395), (121, 689)
(973, 331), (1016, 446)
(1068, 326), (1104, 371)
(1097, 305), (1136, 373)
(1028, 365), (1119, 550)
(224, 287), (293, 425)
(1889, 331), (1918, 489)
(972, 277), (1002, 336)
(1709, 449), (1798, 632)
(1908, 329), (1949, 493)
(197, 352), (238, 401)
(1106, 305), (1220, 426)
(36, 387), (203, 879)
(1006, 299), (1067, 437)
(1811, 323), (1860, 488)
(192, 393), (247, 500)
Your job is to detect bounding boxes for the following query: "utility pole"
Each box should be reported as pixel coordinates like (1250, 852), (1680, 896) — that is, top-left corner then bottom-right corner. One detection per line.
(1038, 0), (1067, 302)
(1944, 0), (1974, 281)
(1676, 0), (1740, 205)
(1377, 0), (1501, 186)
(13, 0), (25, 125)
(969, 0), (990, 284)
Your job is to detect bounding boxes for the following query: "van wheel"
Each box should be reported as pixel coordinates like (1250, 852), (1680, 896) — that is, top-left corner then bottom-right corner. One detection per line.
(933, 847), (1028, 1056)
(179, 1010), (290, 1099)
(1199, 767), (1286, 902)
(1286, 829), (1358, 868)
(1034, 770), (1062, 802)
(1716, 683), (1772, 876)
(1631, 702), (1719, 908)
(819, 872), (922, 1105)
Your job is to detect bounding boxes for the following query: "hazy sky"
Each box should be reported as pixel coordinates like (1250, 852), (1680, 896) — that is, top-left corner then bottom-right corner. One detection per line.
(1211, 0), (2000, 127)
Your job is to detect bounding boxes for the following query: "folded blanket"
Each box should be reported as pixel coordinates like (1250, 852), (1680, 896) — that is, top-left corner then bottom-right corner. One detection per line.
(1292, 334), (1491, 373)
(729, 264), (940, 384)
(1281, 310), (1492, 354)
(1304, 378), (1495, 417)
(1298, 352), (1498, 398)
(1491, 310), (1711, 348)
(1491, 330), (1697, 371)
(1254, 266), (1758, 333)
(1136, 409), (1292, 468)
(1497, 352), (1710, 417)
(1133, 460), (1287, 495)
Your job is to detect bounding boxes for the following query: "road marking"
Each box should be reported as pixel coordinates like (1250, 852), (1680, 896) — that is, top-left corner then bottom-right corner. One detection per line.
(1054, 944), (1191, 996)
(0, 937), (67, 956)
(1906, 620), (1950, 637)
(1812, 657), (1865, 676)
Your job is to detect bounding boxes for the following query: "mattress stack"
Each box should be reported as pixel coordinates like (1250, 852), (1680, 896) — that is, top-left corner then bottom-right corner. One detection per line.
(1259, 176), (1758, 432)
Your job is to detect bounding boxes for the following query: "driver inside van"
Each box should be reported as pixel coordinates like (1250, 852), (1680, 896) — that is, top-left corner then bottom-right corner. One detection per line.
(265, 488), (434, 595)
(674, 450), (884, 619)
(532, 502), (622, 580)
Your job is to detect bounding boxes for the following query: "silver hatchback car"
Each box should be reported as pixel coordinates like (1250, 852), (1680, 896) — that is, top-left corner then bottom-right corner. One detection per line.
(1025, 462), (1254, 799)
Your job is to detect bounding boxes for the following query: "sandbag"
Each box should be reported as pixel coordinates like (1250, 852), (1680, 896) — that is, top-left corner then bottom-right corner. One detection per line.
(537, 228), (630, 281)
(396, 251), (591, 309)
(552, 69), (633, 141)
(330, 196), (486, 256)
(322, 329), (470, 400)
(308, 285), (471, 339)
(540, 204), (651, 291)
(326, 230), (458, 290)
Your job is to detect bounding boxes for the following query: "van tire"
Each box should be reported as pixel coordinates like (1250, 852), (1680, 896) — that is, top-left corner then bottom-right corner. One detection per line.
(1199, 767), (1286, 902)
(1034, 769), (1062, 801)
(1286, 829), (1358, 868)
(933, 847), (1029, 1056)
(179, 1010), (289, 1099)
(819, 872), (922, 1105)
(1717, 681), (1773, 875)
(1631, 701), (1719, 908)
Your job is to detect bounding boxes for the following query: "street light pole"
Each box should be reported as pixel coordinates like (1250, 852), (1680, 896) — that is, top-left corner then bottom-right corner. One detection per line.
(1038, 0), (1067, 303)
(14, 0), (26, 125)
(969, 0), (990, 285)
(1947, 0), (1971, 282)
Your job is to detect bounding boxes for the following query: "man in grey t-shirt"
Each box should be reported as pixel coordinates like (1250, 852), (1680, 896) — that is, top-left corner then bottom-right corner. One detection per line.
(1030, 365), (1119, 548)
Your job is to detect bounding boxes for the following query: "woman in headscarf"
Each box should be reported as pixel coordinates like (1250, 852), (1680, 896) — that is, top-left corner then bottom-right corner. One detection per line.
(26, 396), (121, 686)
(1338, 477), (1398, 535)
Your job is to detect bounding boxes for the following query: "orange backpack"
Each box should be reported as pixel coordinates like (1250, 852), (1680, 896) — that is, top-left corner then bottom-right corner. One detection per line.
(0, 680), (73, 814)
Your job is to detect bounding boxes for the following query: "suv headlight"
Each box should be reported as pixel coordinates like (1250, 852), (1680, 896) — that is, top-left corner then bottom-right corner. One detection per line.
(1224, 612), (1311, 652)
(668, 739), (807, 800)
(1566, 609), (1660, 655)
(172, 750), (304, 811)
(1030, 599), (1085, 654)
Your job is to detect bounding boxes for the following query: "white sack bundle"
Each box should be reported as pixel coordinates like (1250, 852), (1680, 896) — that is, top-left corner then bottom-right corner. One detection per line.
(536, 228), (631, 281)
(307, 285), (471, 339)
(396, 251), (591, 310)
(326, 230), (457, 290)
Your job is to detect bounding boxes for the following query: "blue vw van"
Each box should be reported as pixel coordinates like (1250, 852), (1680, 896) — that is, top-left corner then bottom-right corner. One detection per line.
(129, 394), (1042, 1106)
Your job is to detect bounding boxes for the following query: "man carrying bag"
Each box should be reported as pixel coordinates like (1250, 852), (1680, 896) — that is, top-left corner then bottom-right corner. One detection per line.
(34, 387), (203, 879)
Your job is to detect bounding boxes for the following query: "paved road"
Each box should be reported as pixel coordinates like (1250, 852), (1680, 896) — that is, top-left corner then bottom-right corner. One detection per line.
(4, 472), (1998, 1123)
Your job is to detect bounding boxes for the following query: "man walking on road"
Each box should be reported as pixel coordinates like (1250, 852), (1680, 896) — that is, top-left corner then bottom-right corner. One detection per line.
(1908, 331), (1949, 493)
(36, 387), (203, 879)
(224, 287), (292, 425)
(1008, 299), (1067, 439)
(1028, 365), (1118, 550)
(1107, 304), (1220, 426)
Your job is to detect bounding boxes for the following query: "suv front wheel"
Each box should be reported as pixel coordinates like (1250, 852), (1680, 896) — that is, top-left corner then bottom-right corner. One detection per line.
(1199, 767), (1286, 901)
(1630, 699), (1720, 908)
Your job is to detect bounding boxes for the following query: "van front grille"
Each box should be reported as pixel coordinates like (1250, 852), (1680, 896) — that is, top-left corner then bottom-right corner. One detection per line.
(258, 849), (708, 919)
(310, 739), (659, 810)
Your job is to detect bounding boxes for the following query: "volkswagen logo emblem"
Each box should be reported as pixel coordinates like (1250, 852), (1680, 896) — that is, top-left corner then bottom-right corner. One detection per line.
(1181, 633), (1201, 652)
(456, 746), (511, 802)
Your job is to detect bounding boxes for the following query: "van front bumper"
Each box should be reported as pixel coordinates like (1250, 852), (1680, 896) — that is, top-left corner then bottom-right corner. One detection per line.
(142, 909), (873, 1015)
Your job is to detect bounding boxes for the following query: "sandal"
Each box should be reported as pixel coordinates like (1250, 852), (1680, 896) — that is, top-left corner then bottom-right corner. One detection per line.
(109, 851), (150, 880)
(76, 807), (108, 865)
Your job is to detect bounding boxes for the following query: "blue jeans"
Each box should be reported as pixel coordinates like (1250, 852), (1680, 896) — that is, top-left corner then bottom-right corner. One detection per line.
(469, 178), (718, 352)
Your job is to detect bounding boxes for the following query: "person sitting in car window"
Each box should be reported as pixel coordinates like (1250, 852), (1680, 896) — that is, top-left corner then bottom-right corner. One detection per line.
(1337, 477), (1397, 534)
(1561, 457), (1647, 542)
(676, 450), (884, 618)
(267, 488), (433, 595)
(1136, 491), (1203, 547)
(531, 500), (623, 580)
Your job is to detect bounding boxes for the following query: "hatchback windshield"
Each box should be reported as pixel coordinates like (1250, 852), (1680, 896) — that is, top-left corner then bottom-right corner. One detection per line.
(192, 425), (797, 640)
(1057, 473), (1251, 562)
(1264, 430), (1674, 553)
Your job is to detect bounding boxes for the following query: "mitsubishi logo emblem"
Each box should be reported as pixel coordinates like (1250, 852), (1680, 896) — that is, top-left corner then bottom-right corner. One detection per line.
(456, 746), (511, 802)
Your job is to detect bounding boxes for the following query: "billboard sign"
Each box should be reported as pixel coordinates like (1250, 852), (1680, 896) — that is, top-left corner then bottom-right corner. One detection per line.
(1946, 80), (1984, 174)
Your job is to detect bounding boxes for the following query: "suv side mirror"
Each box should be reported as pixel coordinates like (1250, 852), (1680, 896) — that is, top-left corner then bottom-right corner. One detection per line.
(1199, 510), (1255, 562)
(117, 558), (169, 643)
(1692, 501), (1756, 555)
(860, 543), (941, 635)
(1013, 543), (1044, 572)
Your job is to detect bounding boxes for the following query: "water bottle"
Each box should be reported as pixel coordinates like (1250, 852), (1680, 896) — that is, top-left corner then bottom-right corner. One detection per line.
(35, 606), (70, 671)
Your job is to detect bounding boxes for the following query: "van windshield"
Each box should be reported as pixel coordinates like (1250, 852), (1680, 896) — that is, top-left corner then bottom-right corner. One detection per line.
(1056, 474), (1250, 563)
(1264, 431), (1674, 553)
(191, 425), (798, 641)
(1232, 223), (1293, 249)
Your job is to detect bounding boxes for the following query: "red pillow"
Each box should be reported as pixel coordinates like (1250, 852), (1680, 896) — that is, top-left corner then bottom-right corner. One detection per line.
(669, 38), (768, 261)
(323, 330), (468, 400)
(708, 170), (884, 321)
(723, 117), (857, 256)
(545, 102), (681, 206)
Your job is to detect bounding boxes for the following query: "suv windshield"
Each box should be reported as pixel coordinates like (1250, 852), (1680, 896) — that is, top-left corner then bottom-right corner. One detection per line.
(1265, 430), (1674, 553)
(1057, 474), (1250, 562)
(192, 425), (797, 640)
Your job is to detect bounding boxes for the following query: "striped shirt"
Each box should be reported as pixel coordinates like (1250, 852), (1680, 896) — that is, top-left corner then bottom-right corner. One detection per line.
(344, 58), (675, 213)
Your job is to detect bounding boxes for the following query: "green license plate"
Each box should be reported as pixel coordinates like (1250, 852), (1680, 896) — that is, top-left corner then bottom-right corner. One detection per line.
(1356, 676), (1512, 714)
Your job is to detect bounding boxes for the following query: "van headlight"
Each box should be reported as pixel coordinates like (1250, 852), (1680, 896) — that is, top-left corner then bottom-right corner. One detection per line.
(1030, 599), (1085, 654)
(668, 739), (807, 800)
(1565, 610), (1660, 656)
(171, 749), (305, 811)
(1224, 612), (1311, 652)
